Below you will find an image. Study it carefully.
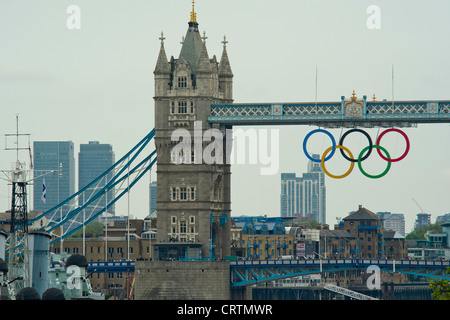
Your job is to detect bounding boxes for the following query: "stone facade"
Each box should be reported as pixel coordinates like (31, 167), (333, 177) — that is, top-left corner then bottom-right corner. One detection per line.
(134, 261), (231, 300)
(153, 13), (233, 259)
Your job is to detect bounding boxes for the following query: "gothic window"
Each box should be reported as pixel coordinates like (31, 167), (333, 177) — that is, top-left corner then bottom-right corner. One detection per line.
(190, 101), (194, 113)
(189, 216), (195, 224)
(171, 149), (186, 164)
(171, 188), (177, 201)
(171, 216), (177, 224)
(179, 187), (187, 201)
(178, 101), (188, 114)
(171, 101), (175, 114)
(180, 221), (187, 233)
(170, 185), (197, 201)
(189, 186), (196, 201)
(178, 76), (187, 88)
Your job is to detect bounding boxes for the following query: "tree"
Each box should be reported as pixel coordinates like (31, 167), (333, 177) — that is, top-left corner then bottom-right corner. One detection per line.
(430, 267), (450, 300)
(406, 222), (442, 240)
(68, 221), (104, 238)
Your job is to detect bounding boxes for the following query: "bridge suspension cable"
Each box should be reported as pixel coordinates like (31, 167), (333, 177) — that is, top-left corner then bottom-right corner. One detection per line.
(6, 128), (157, 250)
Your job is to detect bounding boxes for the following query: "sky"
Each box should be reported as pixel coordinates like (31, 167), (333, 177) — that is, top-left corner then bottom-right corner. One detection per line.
(0, 0), (449, 234)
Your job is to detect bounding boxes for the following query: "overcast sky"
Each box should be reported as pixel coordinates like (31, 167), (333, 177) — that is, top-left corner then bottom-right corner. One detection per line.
(1, 0), (449, 234)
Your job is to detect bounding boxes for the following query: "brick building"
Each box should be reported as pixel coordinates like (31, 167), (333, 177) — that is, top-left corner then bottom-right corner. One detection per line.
(342, 205), (387, 258)
(52, 218), (156, 298)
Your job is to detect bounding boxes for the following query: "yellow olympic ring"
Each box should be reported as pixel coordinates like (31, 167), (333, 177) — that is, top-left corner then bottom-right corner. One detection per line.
(321, 145), (355, 179)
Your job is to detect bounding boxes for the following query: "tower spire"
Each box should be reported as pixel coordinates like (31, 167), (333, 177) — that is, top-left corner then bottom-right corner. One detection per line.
(190, 0), (197, 23)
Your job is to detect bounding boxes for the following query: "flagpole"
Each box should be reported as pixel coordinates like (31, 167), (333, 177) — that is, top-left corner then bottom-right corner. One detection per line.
(392, 64), (395, 107)
(315, 65), (318, 107)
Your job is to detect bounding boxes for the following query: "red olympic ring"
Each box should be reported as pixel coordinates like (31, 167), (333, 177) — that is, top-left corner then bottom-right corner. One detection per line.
(303, 128), (410, 179)
(375, 128), (410, 162)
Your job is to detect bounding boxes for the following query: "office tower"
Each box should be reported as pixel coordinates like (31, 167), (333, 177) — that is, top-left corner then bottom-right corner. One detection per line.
(33, 141), (75, 213)
(78, 141), (115, 216)
(280, 154), (326, 224)
(149, 181), (157, 215)
(377, 212), (406, 236)
(414, 213), (432, 229)
(436, 213), (450, 224)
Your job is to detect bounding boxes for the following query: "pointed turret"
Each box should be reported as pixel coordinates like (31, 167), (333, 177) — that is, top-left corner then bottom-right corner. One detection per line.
(178, 1), (203, 75)
(196, 42), (211, 74)
(154, 32), (171, 97)
(219, 37), (233, 77)
(218, 36), (233, 102)
(154, 37), (171, 75)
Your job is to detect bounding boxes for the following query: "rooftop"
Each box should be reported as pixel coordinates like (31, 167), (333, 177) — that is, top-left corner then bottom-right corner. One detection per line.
(343, 205), (382, 221)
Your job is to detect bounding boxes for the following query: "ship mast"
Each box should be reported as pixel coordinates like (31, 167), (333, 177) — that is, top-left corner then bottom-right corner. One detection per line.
(2, 115), (32, 289)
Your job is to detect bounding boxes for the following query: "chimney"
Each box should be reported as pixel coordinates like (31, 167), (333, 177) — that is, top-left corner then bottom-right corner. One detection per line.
(358, 205), (363, 210)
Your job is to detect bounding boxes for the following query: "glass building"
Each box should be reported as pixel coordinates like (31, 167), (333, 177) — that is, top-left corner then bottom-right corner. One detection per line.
(78, 141), (115, 216)
(33, 141), (76, 214)
(280, 154), (326, 224)
(149, 180), (157, 215)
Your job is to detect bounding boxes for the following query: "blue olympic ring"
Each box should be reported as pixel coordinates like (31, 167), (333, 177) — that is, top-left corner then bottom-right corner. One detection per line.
(302, 129), (336, 163)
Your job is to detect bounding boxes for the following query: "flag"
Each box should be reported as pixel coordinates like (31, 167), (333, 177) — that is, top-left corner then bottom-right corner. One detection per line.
(41, 178), (47, 204)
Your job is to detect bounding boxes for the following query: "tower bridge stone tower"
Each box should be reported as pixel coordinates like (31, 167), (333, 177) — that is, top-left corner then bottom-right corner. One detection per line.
(153, 3), (233, 260)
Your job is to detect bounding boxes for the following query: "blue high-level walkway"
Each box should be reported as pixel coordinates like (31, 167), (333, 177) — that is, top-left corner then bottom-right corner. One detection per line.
(209, 99), (450, 127)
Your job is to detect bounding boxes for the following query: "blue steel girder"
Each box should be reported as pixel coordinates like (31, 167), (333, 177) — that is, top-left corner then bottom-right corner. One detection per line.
(209, 100), (450, 127)
(229, 259), (450, 287)
(378, 265), (450, 280)
(12, 129), (157, 247)
(82, 259), (450, 286)
(356, 259), (450, 281)
(231, 264), (346, 287)
(87, 261), (136, 273)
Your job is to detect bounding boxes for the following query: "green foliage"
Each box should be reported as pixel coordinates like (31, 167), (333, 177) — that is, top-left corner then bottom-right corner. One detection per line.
(430, 267), (450, 300)
(406, 222), (443, 240)
(290, 217), (321, 229)
(67, 221), (104, 238)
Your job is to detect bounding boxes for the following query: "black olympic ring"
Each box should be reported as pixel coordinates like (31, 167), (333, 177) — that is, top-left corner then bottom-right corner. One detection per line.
(339, 128), (373, 163)
(302, 128), (410, 179)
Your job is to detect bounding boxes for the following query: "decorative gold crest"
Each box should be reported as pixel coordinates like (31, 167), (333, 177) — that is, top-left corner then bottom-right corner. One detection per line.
(344, 90), (364, 118)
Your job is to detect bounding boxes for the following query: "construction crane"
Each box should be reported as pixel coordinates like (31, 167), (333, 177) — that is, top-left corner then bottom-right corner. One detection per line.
(411, 198), (425, 213)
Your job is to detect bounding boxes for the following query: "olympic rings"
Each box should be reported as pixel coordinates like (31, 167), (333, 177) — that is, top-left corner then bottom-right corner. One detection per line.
(302, 128), (409, 179)
(339, 128), (373, 162)
(358, 145), (391, 179)
(321, 145), (355, 179)
(303, 129), (336, 163)
(375, 128), (410, 162)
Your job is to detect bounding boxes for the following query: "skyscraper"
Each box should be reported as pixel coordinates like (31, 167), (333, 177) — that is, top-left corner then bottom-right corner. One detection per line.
(78, 141), (115, 216)
(33, 141), (75, 214)
(149, 181), (157, 215)
(280, 154), (326, 224)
